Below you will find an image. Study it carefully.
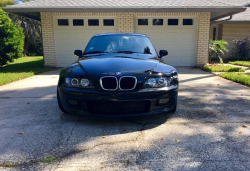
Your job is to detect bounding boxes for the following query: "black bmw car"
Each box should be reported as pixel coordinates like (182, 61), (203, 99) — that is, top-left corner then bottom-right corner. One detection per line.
(57, 33), (178, 116)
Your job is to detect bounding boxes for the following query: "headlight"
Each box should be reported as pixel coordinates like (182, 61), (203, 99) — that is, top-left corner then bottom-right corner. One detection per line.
(143, 77), (174, 88)
(64, 78), (93, 88)
(147, 78), (156, 87)
(81, 79), (89, 87)
(71, 78), (79, 87)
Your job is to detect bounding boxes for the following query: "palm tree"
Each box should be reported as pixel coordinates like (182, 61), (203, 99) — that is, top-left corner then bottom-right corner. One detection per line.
(209, 40), (228, 64)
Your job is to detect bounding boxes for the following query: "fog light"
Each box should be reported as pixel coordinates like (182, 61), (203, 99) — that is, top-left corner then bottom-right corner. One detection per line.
(68, 100), (78, 106)
(159, 98), (169, 104)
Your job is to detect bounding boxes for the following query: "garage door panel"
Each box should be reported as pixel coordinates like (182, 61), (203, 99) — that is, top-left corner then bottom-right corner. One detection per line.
(135, 17), (197, 66)
(56, 32), (71, 40)
(180, 32), (196, 41)
(165, 32), (180, 40)
(55, 17), (118, 67)
(58, 57), (73, 65)
(57, 42), (73, 53)
(163, 55), (196, 66)
(147, 32), (166, 40)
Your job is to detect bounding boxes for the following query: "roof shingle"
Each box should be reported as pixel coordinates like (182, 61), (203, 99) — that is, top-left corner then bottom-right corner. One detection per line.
(216, 0), (250, 6)
(5, 0), (244, 8)
(230, 8), (250, 21)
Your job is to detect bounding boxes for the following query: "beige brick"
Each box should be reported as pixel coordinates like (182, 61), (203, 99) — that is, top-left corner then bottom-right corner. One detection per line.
(196, 12), (210, 66)
(222, 23), (250, 58)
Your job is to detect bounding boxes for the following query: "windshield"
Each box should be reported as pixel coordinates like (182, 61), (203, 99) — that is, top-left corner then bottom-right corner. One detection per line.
(83, 35), (157, 56)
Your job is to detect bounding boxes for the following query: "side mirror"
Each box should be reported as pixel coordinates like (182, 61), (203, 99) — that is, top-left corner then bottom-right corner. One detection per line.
(159, 50), (168, 58)
(74, 49), (82, 58)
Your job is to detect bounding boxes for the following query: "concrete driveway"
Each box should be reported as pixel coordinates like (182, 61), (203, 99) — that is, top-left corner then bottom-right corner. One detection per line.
(0, 68), (250, 171)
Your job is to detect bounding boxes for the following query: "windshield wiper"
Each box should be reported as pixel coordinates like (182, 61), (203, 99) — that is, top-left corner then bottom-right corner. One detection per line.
(112, 51), (137, 54)
(113, 51), (152, 54)
(83, 51), (107, 55)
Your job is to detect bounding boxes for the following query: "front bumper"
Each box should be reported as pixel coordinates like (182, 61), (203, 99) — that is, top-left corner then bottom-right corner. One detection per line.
(58, 86), (178, 116)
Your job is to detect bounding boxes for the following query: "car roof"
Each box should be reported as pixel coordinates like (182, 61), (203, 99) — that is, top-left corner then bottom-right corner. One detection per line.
(94, 33), (147, 37)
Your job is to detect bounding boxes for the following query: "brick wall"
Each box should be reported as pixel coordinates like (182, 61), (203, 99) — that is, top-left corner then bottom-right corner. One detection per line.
(222, 23), (250, 58)
(40, 12), (56, 67)
(196, 12), (210, 66)
(41, 12), (211, 67)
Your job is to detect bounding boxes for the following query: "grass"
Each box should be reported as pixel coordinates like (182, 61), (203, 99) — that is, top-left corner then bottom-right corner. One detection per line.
(42, 156), (57, 163)
(202, 65), (245, 72)
(220, 73), (250, 87)
(228, 61), (250, 67)
(0, 163), (18, 167)
(0, 56), (52, 86)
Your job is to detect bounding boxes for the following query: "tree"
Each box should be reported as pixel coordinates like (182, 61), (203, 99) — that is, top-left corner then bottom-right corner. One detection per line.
(2, 0), (42, 56)
(0, 0), (14, 8)
(209, 40), (228, 64)
(0, 9), (24, 66)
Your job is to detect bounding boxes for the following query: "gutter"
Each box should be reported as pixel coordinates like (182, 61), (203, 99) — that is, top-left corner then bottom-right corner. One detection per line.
(210, 15), (232, 25)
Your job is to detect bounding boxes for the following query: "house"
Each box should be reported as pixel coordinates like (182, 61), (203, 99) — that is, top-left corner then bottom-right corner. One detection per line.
(3, 0), (246, 67)
(210, 0), (250, 58)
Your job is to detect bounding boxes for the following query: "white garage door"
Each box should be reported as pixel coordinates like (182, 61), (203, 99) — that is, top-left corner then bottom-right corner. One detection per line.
(54, 17), (118, 67)
(135, 17), (198, 66)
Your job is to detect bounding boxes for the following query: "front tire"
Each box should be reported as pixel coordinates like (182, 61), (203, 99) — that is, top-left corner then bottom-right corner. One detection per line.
(57, 88), (68, 113)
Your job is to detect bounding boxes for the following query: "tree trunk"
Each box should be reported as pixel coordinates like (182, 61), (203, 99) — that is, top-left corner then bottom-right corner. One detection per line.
(23, 37), (29, 56)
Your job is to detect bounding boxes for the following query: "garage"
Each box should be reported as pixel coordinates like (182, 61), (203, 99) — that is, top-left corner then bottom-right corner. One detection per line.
(3, 0), (247, 67)
(135, 17), (198, 66)
(54, 16), (118, 67)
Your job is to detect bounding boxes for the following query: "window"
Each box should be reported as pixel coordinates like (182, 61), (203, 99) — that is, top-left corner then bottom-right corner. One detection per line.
(213, 27), (216, 40)
(84, 35), (157, 56)
(73, 19), (84, 26)
(138, 19), (148, 25)
(103, 19), (114, 26)
(58, 19), (69, 26)
(183, 19), (193, 25)
(168, 19), (178, 26)
(153, 19), (163, 25)
(88, 19), (99, 26)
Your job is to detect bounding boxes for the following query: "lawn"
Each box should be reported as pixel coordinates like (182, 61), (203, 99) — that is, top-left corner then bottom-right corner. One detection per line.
(0, 57), (52, 86)
(202, 65), (245, 72)
(228, 61), (250, 67)
(220, 73), (250, 87)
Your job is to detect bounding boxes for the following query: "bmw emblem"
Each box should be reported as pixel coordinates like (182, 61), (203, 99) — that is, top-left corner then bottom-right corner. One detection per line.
(116, 72), (122, 76)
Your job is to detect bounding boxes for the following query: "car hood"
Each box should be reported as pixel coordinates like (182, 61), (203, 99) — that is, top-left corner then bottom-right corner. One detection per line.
(78, 56), (159, 77)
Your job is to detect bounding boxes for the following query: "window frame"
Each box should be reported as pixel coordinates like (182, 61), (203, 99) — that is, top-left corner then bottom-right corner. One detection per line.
(167, 19), (179, 26)
(182, 19), (194, 26)
(57, 19), (69, 26)
(152, 19), (164, 26)
(88, 19), (99, 26)
(73, 19), (84, 26)
(103, 19), (115, 26)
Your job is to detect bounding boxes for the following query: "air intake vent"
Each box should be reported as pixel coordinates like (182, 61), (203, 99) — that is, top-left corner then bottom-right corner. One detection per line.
(120, 77), (137, 90)
(86, 100), (150, 115)
(100, 76), (118, 91)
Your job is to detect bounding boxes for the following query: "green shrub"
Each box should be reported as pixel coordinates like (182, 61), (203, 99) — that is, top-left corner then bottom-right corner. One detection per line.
(0, 9), (24, 66)
(230, 38), (250, 60)
(202, 65), (245, 72)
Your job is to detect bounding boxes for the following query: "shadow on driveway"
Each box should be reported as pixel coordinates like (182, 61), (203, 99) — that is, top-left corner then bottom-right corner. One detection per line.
(0, 67), (250, 170)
